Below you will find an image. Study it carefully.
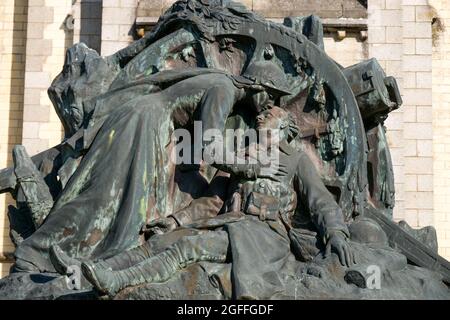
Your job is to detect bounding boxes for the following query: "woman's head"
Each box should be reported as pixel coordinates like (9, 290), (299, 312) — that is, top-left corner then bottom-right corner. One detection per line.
(243, 60), (292, 112)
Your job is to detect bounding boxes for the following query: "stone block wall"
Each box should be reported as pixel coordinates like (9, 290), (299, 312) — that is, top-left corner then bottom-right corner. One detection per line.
(401, 0), (434, 229)
(368, 0), (434, 231)
(430, 0), (450, 258)
(324, 34), (368, 67)
(101, 0), (139, 56)
(367, 0), (450, 259)
(22, 0), (72, 156)
(368, 0), (405, 222)
(0, 0), (28, 278)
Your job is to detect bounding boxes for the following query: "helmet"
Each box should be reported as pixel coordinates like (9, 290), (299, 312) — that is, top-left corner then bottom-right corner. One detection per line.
(349, 217), (389, 247)
(243, 60), (292, 97)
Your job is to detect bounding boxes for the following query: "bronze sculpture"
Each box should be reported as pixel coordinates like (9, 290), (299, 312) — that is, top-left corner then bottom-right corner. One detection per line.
(0, 0), (448, 299)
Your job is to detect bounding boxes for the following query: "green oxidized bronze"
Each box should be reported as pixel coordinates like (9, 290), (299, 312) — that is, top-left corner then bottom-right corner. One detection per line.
(0, 0), (448, 299)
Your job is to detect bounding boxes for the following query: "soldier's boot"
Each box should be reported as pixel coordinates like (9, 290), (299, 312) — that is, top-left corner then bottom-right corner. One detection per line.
(50, 239), (154, 276)
(98, 240), (154, 271)
(82, 231), (229, 297)
(97, 227), (210, 271)
(13, 145), (53, 228)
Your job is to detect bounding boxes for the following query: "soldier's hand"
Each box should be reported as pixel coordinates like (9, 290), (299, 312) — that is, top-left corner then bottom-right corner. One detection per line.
(141, 217), (178, 237)
(325, 231), (356, 267)
(256, 146), (289, 182)
(257, 162), (288, 182)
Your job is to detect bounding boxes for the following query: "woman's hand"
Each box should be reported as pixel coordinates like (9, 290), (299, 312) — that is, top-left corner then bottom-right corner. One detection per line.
(254, 146), (290, 182)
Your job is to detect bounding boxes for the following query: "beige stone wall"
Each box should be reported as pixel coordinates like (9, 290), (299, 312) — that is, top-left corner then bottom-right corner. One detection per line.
(368, 0), (435, 229)
(401, 1), (434, 228)
(21, 0), (72, 156)
(368, 0), (405, 222)
(324, 34), (368, 67)
(368, 0), (450, 260)
(0, 0), (28, 278)
(429, 0), (450, 258)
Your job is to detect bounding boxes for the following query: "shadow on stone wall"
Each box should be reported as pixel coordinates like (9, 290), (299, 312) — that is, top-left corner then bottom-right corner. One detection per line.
(80, 0), (102, 54)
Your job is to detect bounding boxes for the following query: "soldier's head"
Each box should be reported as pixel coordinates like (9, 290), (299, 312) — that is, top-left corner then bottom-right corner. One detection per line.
(256, 106), (299, 143)
(243, 60), (292, 112)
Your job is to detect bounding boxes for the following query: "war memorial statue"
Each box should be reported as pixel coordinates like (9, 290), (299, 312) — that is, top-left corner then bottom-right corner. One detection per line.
(0, 0), (449, 299)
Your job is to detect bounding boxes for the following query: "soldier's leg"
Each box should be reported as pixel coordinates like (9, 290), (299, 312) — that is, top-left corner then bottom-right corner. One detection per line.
(92, 241), (154, 272)
(82, 230), (229, 296)
(50, 228), (204, 275)
(95, 228), (206, 271)
(49, 241), (154, 275)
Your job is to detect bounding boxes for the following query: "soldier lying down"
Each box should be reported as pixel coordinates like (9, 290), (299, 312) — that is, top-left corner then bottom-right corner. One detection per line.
(50, 106), (355, 298)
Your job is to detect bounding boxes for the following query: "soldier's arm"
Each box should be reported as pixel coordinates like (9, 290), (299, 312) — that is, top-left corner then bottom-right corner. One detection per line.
(295, 153), (349, 243)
